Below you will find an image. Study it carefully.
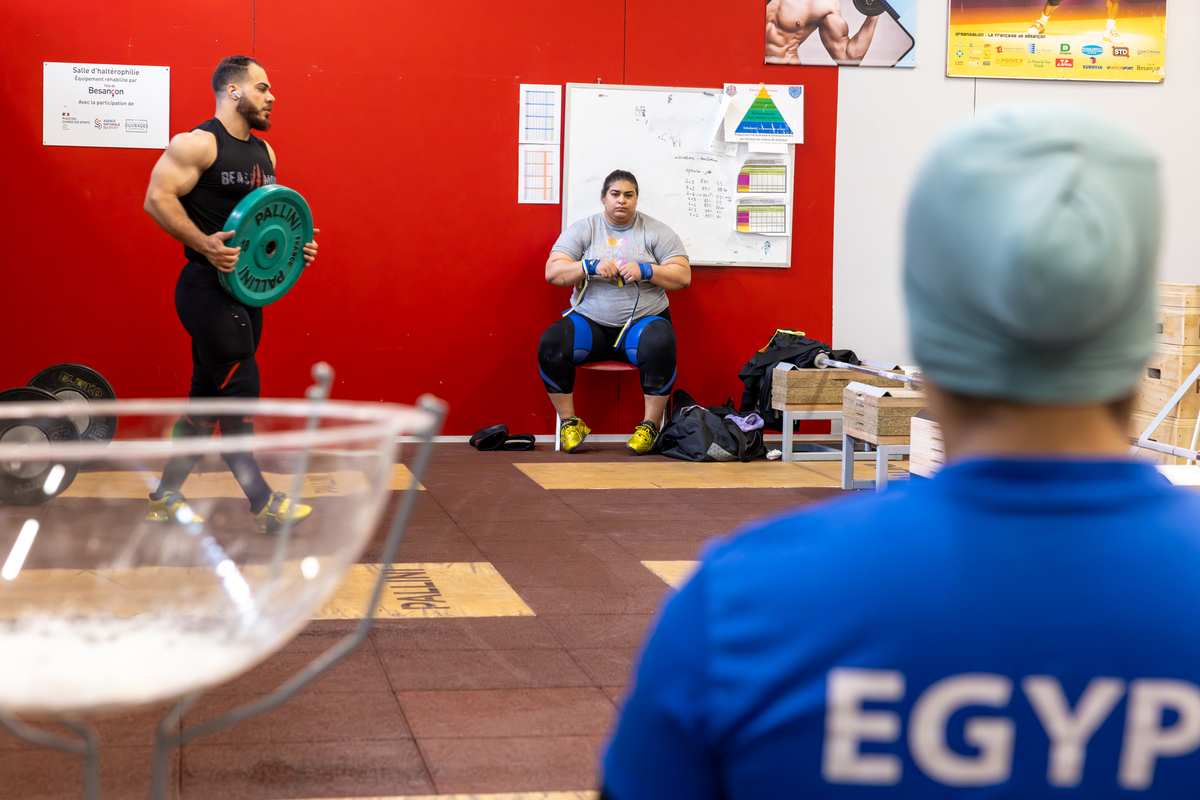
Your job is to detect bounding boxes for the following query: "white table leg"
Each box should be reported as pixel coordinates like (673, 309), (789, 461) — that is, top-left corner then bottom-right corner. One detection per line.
(782, 411), (795, 462)
(876, 445), (889, 492)
(841, 433), (855, 490)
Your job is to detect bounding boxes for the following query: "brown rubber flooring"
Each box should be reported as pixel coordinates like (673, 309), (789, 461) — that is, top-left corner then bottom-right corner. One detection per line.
(0, 442), (845, 799)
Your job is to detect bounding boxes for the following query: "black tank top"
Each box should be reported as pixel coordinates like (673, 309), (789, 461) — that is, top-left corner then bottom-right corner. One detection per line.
(180, 118), (276, 262)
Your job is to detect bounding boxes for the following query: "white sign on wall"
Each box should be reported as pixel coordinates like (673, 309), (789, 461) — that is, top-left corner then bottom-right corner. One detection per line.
(43, 62), (170, 149)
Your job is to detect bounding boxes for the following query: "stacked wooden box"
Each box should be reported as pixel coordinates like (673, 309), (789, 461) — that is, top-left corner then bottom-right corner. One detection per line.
(841, 383), (926, 445)
(1131, 284), (1200, 465)
(909, 412), (944, 478)
(771, 365), (906, 408)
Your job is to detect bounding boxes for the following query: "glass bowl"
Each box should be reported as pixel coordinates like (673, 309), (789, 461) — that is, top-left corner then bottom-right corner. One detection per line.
(0, 396), (438, 716)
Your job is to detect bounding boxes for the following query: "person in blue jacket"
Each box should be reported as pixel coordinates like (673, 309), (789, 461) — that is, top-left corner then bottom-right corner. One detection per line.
(601, 104), (1200, 798)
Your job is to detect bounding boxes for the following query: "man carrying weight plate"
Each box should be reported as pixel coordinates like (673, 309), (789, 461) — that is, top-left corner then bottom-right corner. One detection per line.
(143, 55), (319, 533)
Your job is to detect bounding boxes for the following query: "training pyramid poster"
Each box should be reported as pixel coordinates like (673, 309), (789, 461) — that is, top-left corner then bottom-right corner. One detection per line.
(723, 84), (804, 144)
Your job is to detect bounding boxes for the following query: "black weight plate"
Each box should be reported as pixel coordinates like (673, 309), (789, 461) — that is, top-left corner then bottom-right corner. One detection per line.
(0, 388), (80, 505)
(28, 363), (118, 445)
(217, 184), (314, 307)
(853, 0), (889, 16)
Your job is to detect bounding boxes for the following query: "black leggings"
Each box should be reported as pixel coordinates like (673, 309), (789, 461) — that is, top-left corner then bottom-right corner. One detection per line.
(537, 309), (677, 396)
(154, 260), (272, 511)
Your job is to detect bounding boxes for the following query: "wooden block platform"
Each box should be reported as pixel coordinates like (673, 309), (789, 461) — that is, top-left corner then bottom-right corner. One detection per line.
(843, 425), (911, 447)
(771, 365), (905, 406)
(1134, 344), (1200, 420)
(842, 383), (925, 439)
(909, 414), (944, 478)
(1159, 283), (1200, 311)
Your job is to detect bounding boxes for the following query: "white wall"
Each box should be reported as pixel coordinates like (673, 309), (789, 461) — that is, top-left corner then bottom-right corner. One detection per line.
(832, 0), (1200, 366)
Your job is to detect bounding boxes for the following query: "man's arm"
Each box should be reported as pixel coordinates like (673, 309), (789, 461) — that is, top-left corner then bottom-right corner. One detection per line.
(143, 131), (241, 272)
(818, 10), (879, 63)
(615, 256), (691, 290)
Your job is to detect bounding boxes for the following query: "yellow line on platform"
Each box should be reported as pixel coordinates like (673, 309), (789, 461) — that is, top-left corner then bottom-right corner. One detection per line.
(642, 561), (700, 589)
(0, 563), (532, 620)
(517, 460), (907, 490)
(57, 465), (422, 499)
(317, 563), (534, 619)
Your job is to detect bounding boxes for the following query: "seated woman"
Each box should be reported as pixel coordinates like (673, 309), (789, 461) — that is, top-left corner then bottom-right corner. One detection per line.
(539, 170), (691, 454)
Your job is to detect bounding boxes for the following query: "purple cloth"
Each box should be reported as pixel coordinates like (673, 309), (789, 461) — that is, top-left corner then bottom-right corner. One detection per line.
(724, 413), (764, 433)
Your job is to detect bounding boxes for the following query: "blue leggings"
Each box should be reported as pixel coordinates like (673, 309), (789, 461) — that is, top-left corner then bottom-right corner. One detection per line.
(537, 310), (677, 396)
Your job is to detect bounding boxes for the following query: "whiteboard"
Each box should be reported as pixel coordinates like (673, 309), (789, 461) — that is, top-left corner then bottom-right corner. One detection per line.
(563, 84), (794, 267)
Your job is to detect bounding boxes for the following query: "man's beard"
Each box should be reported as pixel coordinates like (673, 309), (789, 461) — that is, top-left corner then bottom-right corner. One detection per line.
(236, 96), (271, 131)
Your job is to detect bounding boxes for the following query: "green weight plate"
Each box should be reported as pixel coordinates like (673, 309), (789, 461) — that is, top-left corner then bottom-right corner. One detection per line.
(0, 387), (80, 506)
(28, 363), (118, 445)
(217, 184), (314, 307)
(853, 0), (889, 16)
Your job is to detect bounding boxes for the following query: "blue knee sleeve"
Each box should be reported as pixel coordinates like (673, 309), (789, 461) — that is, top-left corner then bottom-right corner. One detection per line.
(570, 314), (593, 364)
(622, 316), (665, 367)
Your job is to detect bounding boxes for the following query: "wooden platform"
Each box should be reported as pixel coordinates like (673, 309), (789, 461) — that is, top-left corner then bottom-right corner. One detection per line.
(0, 563), (533, 620)
(58, 465), (423, 499)
(771, 365), (904, 406)
(516, 460), (905, 490)
(641, 561), (699, 589)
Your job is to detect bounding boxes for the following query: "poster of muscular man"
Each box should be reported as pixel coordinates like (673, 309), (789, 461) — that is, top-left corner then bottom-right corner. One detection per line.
(947, 0), (1166, 82)
(765, 0), (917, 68)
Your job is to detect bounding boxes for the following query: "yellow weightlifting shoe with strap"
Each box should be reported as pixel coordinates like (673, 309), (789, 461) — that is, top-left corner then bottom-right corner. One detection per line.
(253, 491), (313, 535)
(559, 416), (591, 453)
(146, 491), (204, 524)
(626, 419), (659, 456)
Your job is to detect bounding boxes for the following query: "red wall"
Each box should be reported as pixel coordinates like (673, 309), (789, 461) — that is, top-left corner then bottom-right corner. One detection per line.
(1, 1), (837, 435)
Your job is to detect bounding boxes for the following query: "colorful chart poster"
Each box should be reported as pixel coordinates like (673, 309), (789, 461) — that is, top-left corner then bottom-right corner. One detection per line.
(723, 84), (804, 145)
(766, 0), (917, 68)
(946, 0), (1166, 83)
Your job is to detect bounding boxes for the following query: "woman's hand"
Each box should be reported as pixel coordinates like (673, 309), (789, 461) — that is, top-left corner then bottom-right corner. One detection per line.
(593, 259), (622, 281)
(615, 259), (651, 283)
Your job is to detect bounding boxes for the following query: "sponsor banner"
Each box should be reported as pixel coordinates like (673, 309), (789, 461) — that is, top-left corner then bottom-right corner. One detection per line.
(946, 0), (1165, 83)
(43, 62), (170, 148)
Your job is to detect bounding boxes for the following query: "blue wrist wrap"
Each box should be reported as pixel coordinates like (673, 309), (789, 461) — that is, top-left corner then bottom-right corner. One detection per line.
(584, 259), (600, 277)
(638, 262), (653, 281)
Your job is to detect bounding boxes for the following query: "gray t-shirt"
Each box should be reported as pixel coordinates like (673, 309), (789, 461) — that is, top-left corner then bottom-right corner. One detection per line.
(551, 212), (688, 328)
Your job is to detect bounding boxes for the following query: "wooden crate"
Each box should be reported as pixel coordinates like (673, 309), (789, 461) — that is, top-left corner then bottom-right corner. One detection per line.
(909, 414), (944, 478)
(1130, 410), (1198, 466)
(842, 384), (925, 442)
(1155, 308), (1200, 348)
(1133, 344), (1200, 420)
(1158, 284), (1200, 311)
(771, 365), (905, 406)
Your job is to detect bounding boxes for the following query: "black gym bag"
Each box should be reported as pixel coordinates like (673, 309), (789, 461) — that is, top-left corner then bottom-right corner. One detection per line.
(654, 390), (766, 463)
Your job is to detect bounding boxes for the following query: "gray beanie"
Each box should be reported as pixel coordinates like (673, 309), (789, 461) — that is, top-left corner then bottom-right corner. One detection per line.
(904, 104), (1161, 403)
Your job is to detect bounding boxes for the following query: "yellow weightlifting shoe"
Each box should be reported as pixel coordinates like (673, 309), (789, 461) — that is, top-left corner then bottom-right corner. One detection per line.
(253, 491), (313, 535)
(626, 420), (659, 456)
(559, 416), (591, 453)
(146, 491), (204, 524)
